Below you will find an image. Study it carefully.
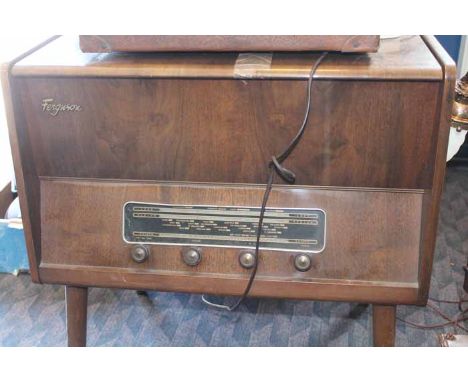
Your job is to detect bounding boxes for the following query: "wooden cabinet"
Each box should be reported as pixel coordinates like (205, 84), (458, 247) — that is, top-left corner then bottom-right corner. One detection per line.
(2, 35), (455, 346)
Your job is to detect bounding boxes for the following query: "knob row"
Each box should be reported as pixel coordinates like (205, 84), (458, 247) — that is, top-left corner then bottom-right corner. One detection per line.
(130, 245), (313, 272)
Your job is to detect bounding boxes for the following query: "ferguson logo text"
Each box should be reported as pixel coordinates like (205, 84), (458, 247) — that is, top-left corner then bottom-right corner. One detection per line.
(41, 98), (82, 116)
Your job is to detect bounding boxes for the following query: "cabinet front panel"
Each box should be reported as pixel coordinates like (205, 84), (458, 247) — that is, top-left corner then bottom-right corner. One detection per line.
(16, 78), (439, 189)
(40, 179), (422, 289)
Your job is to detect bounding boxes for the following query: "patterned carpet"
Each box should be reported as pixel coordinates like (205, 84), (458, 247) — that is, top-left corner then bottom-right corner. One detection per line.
(0, 166), (467, 346)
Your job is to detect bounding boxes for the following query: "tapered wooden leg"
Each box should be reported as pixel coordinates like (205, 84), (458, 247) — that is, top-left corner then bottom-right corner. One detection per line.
(372, 304), (396, 347)
(66, 286), (88, 347)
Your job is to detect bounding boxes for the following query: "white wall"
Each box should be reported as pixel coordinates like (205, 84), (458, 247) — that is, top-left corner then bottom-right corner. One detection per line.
(458, 36), (468, 77)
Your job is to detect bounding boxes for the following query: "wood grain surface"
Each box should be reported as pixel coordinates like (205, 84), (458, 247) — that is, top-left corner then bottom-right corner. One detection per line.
(373, 304), (396, 346)
(14, 78), (439, 189)
(12, 36), (441, 81)
(40, 179), (422, 300)
(2, 36), (455, 310)
(416, 36), (457, 303)
(79, 35), (380, 53)
(66, 286), (87, 346)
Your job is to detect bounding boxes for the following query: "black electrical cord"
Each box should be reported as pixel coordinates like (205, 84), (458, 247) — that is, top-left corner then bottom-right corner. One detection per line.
(202, 52), (328, 311)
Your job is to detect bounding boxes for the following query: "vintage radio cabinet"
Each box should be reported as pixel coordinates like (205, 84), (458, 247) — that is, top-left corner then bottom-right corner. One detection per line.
(2, 36), (455, 346)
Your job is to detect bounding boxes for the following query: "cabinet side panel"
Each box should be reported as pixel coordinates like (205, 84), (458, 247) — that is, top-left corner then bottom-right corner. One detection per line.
(1, 68), (41, 281)
(1, 37), (59, 281)
(417, 36), (457, 302)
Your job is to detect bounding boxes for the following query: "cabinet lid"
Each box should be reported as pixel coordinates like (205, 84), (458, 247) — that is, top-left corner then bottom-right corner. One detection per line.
(11, 35), (443, 81)
(78, 35), (381, 53)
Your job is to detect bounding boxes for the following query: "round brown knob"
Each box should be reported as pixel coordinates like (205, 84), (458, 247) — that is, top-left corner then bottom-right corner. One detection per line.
(239, 251), (256, 269)
(182, 248), (202, 266)
(130, 245), (149, 263)
(294, 254), (312, 272)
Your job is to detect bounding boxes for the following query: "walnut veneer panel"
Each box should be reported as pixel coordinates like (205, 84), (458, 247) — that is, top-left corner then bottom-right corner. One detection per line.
(16, 78), (439, 189)
(41, 179), (422, 288)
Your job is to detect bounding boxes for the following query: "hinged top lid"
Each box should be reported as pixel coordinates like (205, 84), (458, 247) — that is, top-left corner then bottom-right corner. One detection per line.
(78, 35), (380, 53)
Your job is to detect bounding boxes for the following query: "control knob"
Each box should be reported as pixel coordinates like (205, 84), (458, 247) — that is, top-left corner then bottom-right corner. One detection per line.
(130, 245), (149, 263)
(182, 248), (202, 266)
(294, 254), (312, 272)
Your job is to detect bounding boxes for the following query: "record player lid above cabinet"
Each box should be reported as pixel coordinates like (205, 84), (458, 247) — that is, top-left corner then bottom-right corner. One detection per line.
(78, 35), (381, 53)
(11, 35), (442, 81)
